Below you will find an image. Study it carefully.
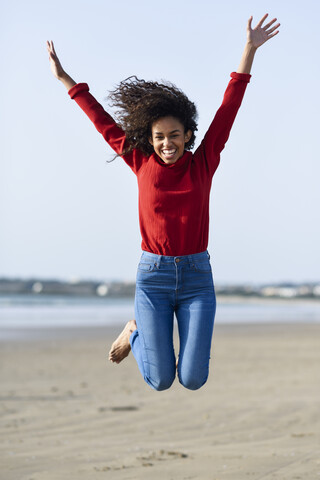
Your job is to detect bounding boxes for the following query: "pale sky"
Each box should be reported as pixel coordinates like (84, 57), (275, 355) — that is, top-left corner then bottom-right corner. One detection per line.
(1, 0), (319, 284)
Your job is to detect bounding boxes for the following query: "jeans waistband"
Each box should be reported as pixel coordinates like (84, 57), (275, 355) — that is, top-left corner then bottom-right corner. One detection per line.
(141, 250), (210, 266)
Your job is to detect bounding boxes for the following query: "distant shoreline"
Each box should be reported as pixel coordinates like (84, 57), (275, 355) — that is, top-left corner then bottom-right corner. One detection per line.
(1, 292), (320, 304)
(1, 277), (320, 301)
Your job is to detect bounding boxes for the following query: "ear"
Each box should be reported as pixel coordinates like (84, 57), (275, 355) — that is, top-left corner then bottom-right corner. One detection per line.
(184, 129), (192, 143)
(148, 136), (154, 146)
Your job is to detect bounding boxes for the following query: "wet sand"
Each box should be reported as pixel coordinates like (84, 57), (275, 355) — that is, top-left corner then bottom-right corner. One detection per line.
(0, 323), (319, 479)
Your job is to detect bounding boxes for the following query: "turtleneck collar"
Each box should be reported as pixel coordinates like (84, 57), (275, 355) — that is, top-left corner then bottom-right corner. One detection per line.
(151, 150), (192, 169)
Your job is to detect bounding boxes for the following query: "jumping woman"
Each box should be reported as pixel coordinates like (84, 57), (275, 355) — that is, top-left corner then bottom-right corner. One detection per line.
(47, 14), (280, 391)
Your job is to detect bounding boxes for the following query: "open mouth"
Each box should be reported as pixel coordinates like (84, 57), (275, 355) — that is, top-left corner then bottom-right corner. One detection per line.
(161, 149), (177, 160)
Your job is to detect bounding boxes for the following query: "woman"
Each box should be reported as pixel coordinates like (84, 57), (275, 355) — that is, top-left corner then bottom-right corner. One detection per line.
(47, 14), (280, 391)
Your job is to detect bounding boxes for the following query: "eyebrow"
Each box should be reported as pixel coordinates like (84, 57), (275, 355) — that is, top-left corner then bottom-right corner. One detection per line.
(154, 129), (181, 135)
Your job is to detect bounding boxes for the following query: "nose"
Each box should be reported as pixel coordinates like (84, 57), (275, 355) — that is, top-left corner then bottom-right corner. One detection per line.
(163, 137), (172, 147)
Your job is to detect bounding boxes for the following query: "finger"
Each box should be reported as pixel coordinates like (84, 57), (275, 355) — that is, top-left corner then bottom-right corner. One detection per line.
(51, 41), (57, 55)
(268, 30), (279, 39)
(266, 23), (280, 35)
(247, 15), (253, 30)
(263, 18), (277, 30)
(256, 13), (268, 27)
(46, 41), (53, 57)
(51, 45), (58, 59)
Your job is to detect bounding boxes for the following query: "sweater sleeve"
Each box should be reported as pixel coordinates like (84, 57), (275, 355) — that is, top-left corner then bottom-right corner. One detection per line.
(194, 72), (251, 177)
(68, 83), (145, 174)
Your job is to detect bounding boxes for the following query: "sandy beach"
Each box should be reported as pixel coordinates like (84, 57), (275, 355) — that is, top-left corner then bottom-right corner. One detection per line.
(0, 322), (319, 480)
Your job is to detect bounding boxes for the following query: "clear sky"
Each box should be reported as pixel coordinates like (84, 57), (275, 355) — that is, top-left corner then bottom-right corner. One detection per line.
(1, 0), (319, 284)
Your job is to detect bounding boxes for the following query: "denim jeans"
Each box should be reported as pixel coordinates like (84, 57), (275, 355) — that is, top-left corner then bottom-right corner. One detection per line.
(130, 250), (216, 391)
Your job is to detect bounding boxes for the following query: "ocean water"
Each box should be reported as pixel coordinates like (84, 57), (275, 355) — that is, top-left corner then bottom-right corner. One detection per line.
(1, 295), (320, 334)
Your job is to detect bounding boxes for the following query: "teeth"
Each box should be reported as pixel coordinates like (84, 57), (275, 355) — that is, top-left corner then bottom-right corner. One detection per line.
(162, 149), (176, 155)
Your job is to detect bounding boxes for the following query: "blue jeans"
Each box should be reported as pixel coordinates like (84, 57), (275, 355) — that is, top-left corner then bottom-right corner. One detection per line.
(130, 250), (216, 391)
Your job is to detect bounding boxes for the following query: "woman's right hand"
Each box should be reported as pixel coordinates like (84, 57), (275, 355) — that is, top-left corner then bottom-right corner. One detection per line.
(47, 40), (77, 89)
(46, 40), (66, 80)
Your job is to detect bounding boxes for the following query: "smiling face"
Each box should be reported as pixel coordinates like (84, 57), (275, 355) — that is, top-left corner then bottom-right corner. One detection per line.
(149, 116), (192, 165)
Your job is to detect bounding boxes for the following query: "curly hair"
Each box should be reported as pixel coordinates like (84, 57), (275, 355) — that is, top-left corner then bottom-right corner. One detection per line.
(107, 76), (198, 157)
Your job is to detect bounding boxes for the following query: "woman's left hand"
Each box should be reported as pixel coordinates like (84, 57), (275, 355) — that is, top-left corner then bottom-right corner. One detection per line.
(247, 14), (280, 49)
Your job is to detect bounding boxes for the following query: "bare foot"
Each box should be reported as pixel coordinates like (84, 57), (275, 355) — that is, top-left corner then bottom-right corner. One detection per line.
(108, 320), (137, 364)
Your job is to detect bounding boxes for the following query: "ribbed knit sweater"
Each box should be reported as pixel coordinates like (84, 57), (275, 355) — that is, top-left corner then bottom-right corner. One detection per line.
(68, 72), (251, 256)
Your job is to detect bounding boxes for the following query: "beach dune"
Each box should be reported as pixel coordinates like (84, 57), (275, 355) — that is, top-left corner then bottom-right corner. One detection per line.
(0, 323), (319, 479)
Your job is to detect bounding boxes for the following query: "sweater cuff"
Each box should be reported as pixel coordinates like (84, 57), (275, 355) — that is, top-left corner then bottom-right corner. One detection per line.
(230, 72), (251, 83)
(68, 83), (89, 99)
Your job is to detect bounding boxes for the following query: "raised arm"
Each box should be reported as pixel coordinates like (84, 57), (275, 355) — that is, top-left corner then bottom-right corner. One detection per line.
(196, 13), (280, 177)
(46, 41), (145, 173)
(237, 14), (280, 74)
(46, 40), (119, 148)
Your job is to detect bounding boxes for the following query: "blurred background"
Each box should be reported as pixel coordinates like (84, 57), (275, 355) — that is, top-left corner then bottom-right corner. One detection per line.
(1, 0), (320, 331)
(1, 0), (319, 284)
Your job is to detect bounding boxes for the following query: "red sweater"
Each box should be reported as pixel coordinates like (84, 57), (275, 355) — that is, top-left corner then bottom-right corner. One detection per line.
(68, 72), (251, 256)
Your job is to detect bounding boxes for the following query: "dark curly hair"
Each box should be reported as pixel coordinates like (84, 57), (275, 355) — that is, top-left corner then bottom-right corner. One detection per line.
(107, 76), (198, 157)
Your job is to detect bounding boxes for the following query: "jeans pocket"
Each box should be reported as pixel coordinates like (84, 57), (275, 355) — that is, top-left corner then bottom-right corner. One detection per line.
(138, 261), (158, 273)
(193, 260), (212, 273)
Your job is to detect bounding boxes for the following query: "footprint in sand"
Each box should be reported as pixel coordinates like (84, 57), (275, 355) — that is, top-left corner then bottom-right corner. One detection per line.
(139, 450), (188, 463)
(110, 405), (139, 411)
(97, 405), (139, 413)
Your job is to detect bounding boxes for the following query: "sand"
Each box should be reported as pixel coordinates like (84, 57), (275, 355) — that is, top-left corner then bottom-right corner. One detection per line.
(0, 322), (319, 480)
